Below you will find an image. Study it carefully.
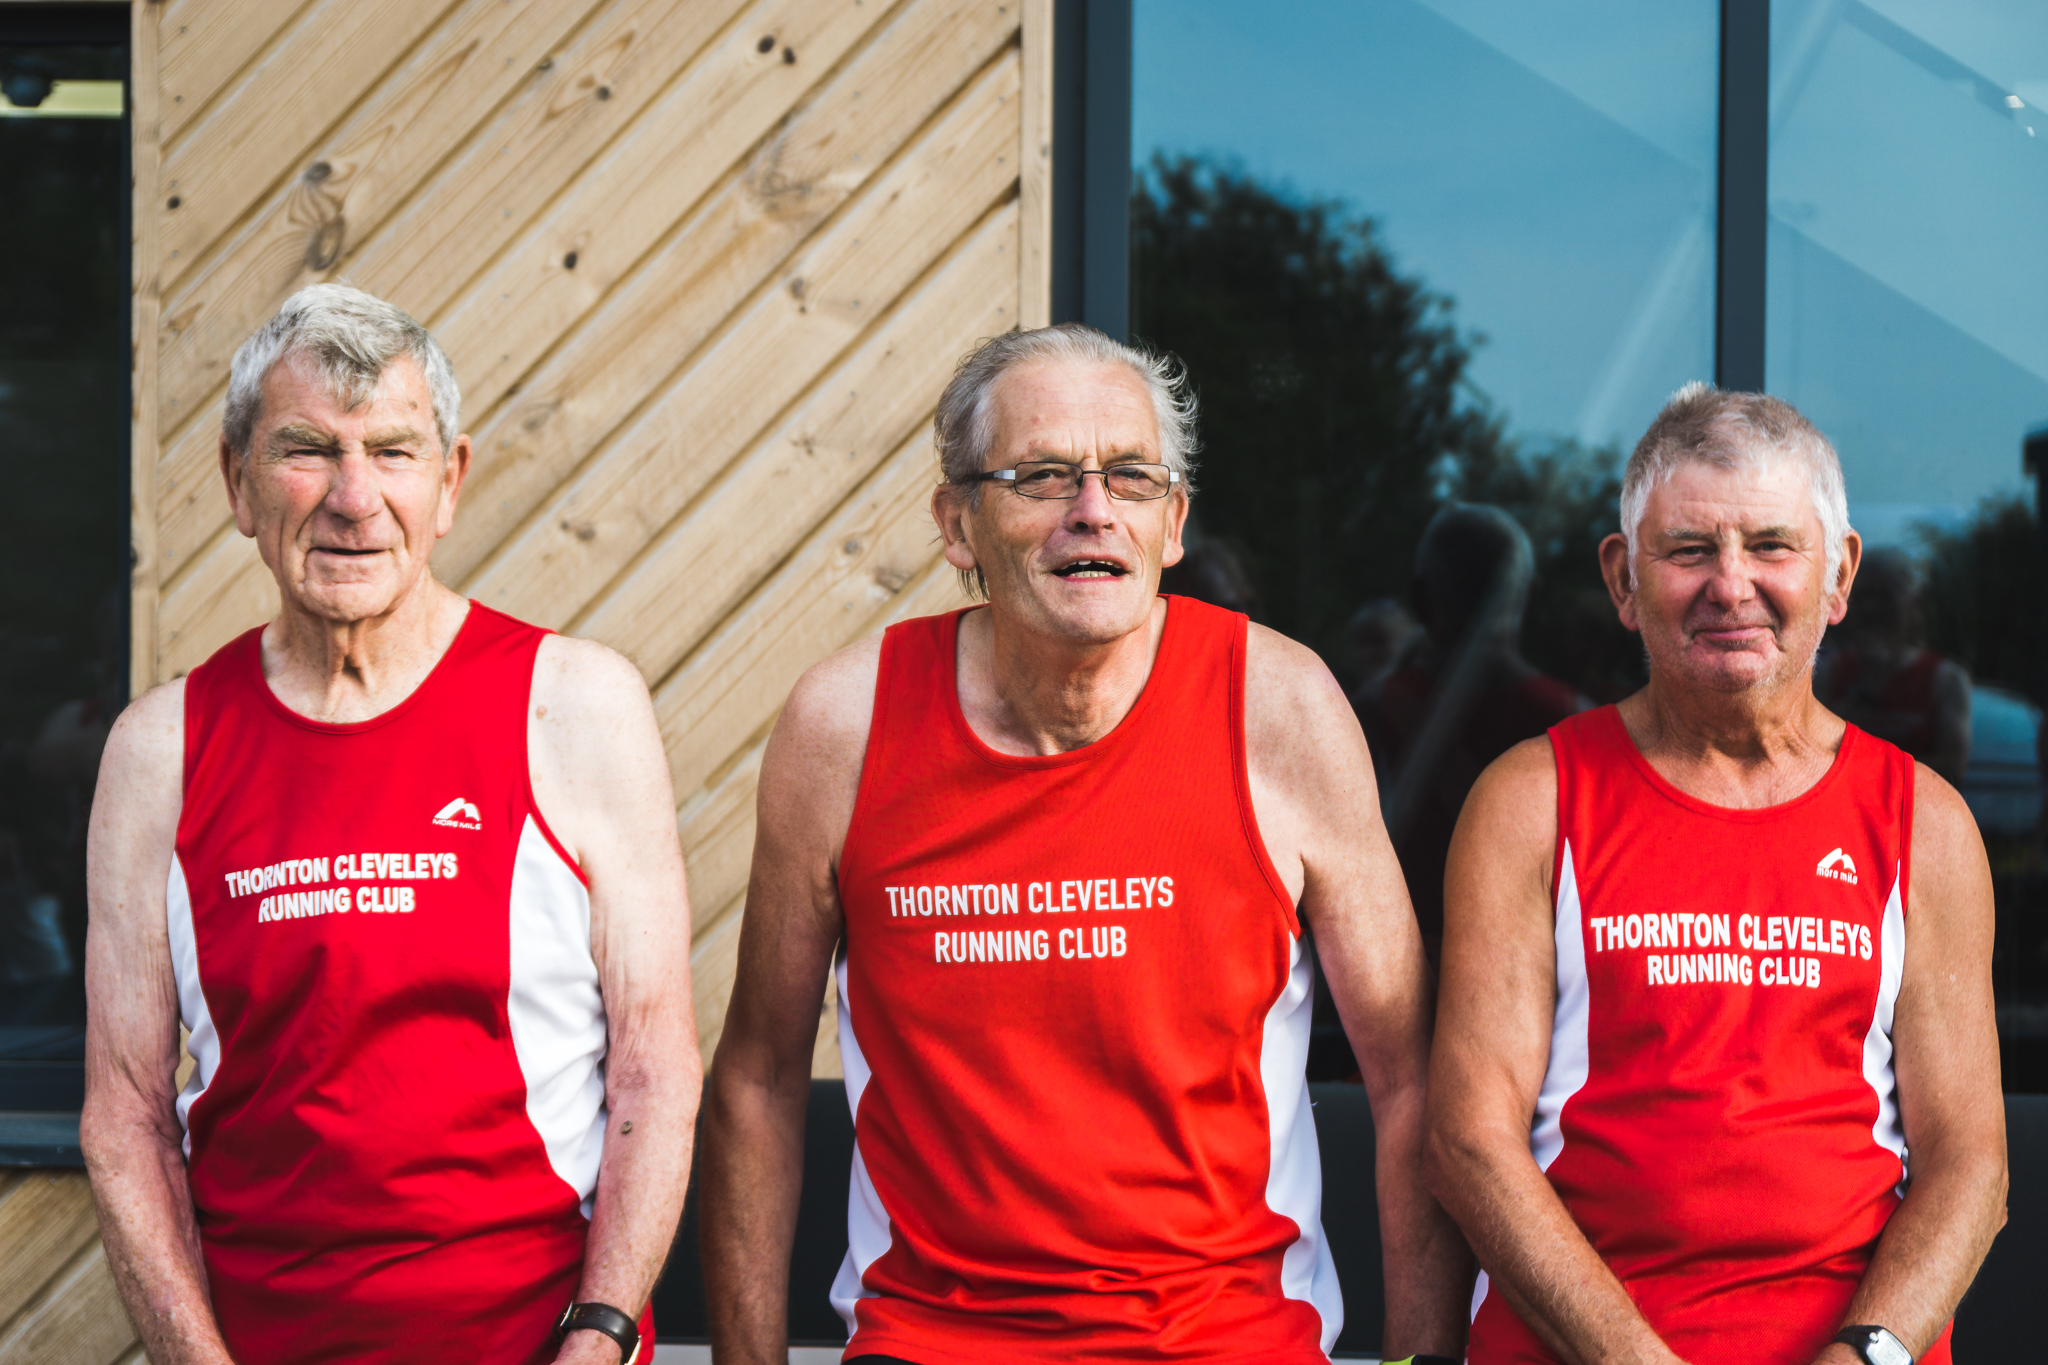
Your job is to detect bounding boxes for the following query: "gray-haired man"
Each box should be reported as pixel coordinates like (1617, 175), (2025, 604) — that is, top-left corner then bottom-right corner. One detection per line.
(83, 284), (698, 1364)
(700, 324), (1467, 1364)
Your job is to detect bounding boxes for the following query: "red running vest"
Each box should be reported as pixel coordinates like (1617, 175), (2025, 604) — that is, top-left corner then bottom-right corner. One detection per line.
(832, 599), (1340, 1364)
(1467, 706), (1950, 1365)
(170, 603), (645, 1363)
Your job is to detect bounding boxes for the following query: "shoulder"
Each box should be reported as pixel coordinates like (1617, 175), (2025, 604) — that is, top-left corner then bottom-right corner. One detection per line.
(103, 677), (187, 778)
(1908, 759), (1984, 869)
(1457, 734), (1559, 855)
(533, 632), (652, 709)
(774, 632), (883, 767)
(1242, 621), (1354, 738)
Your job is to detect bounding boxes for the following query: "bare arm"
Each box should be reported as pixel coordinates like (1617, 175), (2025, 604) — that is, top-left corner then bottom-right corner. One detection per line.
(81, 681), (238, 1365)
(1806, 765), (2004, 1365)
(1425, 738), (1683, 1365)
(1242, 625), (1468, 1359)
(530, 637), (700, 1364)
(699, 638), (875, 1364)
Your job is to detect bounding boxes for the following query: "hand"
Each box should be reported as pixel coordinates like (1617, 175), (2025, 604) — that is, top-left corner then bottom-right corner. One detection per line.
(552, 1328), (631, 1365)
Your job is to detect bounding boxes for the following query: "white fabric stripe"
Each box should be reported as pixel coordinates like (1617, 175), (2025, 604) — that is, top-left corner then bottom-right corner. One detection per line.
(830, 952), (892, 1335)
(166, 854), (219, 1161)
(506, 816), (608, 1218)
(1862, 863), (1909, 1189)
(1259, 935), (1343, 1355)
(1530, 840), (1590, 1174)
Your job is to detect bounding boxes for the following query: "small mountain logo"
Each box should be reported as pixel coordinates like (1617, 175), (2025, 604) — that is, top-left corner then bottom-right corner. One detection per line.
(1816, 847), (1858, 885)
(433, 797), (482, 830)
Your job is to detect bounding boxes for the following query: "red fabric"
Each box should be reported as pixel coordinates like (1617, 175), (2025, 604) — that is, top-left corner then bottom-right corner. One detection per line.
(1468, 706), (1948, 1365)
(833, 597), (1329, 1363)
(176, 604), (606, 1363)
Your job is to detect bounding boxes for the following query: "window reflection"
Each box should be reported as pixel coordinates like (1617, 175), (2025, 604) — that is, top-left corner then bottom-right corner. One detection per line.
(1132, 1), (1719, 1009)
(1766, 0), (2048, 1085)
(0, 32), (127, 1101)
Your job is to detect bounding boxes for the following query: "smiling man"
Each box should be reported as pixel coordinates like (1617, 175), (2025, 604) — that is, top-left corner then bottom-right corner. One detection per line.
(700, 324), (1468, 1364)
(1427, 385), (2007, 1365)
(81, 285), (697, 1365)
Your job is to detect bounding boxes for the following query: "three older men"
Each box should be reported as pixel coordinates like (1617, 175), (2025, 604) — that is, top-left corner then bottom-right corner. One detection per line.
(1428, 386), (2006, 1365)
(82, 285), (697, 1365)
(700, 324), (1468, 1362)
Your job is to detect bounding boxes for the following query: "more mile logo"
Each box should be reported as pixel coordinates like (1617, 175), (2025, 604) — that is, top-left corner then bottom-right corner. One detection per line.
(1815, 847), (1858, 886)
(433, 798), (483, 831)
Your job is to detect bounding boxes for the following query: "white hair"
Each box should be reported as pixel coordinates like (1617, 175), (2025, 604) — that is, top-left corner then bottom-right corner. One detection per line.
(1620, 382), (1850, 585)
(223, 283), (459, 457)
(934, 323), (1199, 496)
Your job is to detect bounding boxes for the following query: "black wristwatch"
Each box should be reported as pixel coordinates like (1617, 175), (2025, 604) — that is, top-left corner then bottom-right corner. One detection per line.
(1833, 1325), (1912, 1365)
(555, 1301), (641, 1364)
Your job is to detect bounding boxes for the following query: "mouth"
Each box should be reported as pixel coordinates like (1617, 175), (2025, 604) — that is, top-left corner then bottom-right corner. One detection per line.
(1051, 558), (1129, 580)
(310, 545), (383, 558)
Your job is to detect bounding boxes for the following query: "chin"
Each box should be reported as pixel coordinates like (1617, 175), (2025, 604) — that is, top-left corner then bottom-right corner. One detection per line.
(290, 579), (409, 625)
(1025, 583), (1154, 643)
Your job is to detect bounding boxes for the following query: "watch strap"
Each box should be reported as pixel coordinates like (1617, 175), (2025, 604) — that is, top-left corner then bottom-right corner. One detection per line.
(1833, 1325), (1912, 1365)
(555, 1301), (641, 1364)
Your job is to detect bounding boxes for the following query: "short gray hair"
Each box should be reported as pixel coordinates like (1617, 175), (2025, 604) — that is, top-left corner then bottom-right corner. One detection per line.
(1621, 382), (1850, 586)
(223, 283), (460, 458)
(934, 324), (1199, 497)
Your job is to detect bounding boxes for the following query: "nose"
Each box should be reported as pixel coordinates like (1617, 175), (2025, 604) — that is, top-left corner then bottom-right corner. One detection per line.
(325, 448), (382, 522)
(1063, 468), (1119, 530)
(1703, 542), (1756, 608)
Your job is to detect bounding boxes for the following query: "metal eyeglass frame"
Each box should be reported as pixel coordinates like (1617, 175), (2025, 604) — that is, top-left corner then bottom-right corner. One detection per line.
(975, 461), (1181, 501)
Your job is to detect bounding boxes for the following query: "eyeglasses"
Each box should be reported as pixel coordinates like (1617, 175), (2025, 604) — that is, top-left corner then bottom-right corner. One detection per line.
(976, 461), (1180, 501)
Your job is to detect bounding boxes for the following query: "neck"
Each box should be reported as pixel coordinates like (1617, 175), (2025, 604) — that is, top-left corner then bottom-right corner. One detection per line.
(263, 576), (469, 724)
(1618, 666), (1845, 808)
(959, 599), (1168, 755)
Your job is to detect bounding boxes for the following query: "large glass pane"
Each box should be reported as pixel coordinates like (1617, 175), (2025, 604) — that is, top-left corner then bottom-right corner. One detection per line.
(1766, 0), (2048, 1085)
(1131, 1), (1718, 1047)
(0, 32), (127, 1109)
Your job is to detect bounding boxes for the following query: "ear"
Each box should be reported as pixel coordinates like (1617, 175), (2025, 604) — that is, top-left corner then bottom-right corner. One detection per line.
(220, 434), (257, 539)
(436, 433), (474, 539)
(1598, 532), (1640, 633)
(933, 484), (978, 575)
(1159, 492), (1189, 570)
(1826, 530), (1863, 626)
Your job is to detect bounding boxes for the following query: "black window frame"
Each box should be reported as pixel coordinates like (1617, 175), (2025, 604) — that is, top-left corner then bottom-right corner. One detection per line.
(0, 0), (130, 1166)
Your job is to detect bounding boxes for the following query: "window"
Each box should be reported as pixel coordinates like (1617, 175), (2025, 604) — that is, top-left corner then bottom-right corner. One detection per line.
(1110, 1), (2048, 1093)
(0, 5), (128, 1153)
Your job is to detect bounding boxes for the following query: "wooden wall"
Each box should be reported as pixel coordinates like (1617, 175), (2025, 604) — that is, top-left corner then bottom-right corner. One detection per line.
(3, 0), (1051, 1359)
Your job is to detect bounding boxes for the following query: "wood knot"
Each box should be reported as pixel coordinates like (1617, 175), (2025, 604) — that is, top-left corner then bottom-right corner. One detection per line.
(304, 160), (332, 183)
(305, 215), (346, 270)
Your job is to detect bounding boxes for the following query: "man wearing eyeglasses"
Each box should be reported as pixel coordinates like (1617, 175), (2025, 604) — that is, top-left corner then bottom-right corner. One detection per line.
(701, 324), (1468, 1364)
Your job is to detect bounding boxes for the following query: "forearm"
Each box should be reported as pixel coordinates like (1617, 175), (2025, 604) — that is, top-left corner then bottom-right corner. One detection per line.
(81, 1104), (234, 1365)
(1429, 1126), (1678, 1365)
(1368, 1078), (1472, 1358)
(558, 1057), (701, 1363)
(1830, 1146), (2007, 1358)
(699, 1058), (811, 1364)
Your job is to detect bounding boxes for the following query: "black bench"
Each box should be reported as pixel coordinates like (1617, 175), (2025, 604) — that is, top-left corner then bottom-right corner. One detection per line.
(657, 1083), (2044, 1357)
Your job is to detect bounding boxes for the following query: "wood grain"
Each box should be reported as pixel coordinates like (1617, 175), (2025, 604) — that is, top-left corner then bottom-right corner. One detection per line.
(158, 0), (319, 150)
(0, 1173), (100, 1328)
(153, 0), (615, 442)
(458, 57), (1021, 642)
(436, 0), (1020, 585)
(132, 0), (163, 695)
(0, 1240), (138, 1365)
(1018, 0), (1052, 327)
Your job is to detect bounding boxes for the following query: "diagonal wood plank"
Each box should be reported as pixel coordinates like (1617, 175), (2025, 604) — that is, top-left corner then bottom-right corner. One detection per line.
(458, 55), (1020, 638)
(678, 739), (766, 939)
(0, 1240), (137, 1365)
(567, 196), (1017, 676)
(154, 0), (615, 441)
(436, 0), (1021, 586)
(158, 0), (320, 150)
(159, 0), (471, 298)
(655, 428), (944, 801)
(158, 531), (279, 679)
(684, 554), (967, 1067)
(0, 1172), (99, 1328)
(416, 0), (894, 421)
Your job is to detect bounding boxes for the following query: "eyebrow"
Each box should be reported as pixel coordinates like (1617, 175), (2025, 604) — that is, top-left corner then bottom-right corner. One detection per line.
(266, 424), (430, 452)
(1661, 524), (1804, 542)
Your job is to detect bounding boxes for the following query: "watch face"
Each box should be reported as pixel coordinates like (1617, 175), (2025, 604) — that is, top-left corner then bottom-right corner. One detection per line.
(1863, 1329), (1913, 1365)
